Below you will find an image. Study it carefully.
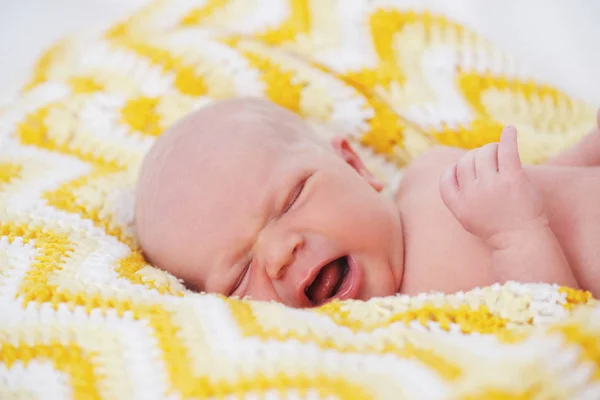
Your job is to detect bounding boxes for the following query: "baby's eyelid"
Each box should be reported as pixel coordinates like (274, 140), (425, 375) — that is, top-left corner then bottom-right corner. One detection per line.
(283, 175), (310, 213)
(230, 258), (251, 296)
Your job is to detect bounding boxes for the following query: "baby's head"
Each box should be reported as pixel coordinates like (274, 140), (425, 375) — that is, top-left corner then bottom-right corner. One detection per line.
(135, 97), (404, 307)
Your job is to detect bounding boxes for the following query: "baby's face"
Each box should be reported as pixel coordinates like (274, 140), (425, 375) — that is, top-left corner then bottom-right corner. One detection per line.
(136, 98), (404, 307)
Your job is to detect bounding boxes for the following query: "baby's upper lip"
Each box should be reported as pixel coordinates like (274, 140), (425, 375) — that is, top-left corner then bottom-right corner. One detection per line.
(297, 253), (345, 307)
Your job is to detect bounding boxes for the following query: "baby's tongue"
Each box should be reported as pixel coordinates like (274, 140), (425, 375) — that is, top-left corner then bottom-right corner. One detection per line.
(306, 259), (342, 304)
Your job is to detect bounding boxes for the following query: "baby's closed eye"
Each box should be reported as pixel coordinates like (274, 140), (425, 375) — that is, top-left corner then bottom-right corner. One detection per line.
(230, 258), (251, 296)
(282, 174), (311, 213)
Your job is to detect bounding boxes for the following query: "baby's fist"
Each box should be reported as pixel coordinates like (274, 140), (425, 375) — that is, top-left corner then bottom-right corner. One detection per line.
(439, 126), (547, 244)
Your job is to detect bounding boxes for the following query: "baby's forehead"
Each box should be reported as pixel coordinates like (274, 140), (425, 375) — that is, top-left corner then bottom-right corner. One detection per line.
(191, 108), (320, 158)
(155, 100), (329, 197)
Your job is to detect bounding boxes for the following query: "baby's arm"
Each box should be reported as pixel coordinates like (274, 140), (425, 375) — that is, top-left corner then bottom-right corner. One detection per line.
(546, 109), (600, 167)
(439, 126), (578, 288)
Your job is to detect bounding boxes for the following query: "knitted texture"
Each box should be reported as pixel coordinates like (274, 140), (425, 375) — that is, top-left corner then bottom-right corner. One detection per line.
(1, 0), (599, 399)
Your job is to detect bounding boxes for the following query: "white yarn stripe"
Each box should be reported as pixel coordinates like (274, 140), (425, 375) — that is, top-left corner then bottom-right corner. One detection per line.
(0, 361), (73, 400)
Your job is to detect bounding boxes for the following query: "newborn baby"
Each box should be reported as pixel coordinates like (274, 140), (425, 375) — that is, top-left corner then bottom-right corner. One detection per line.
(135, 97), (600, 306)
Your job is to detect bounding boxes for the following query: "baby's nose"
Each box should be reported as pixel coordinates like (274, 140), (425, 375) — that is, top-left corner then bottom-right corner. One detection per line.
(257, 228), (304, 281)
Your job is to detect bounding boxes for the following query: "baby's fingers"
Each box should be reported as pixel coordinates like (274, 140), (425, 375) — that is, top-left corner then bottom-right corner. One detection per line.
(498, 126), (522, 175)
(457, 149), (476, 184)
(475, 143), (499, 180)
(439, 163), (459, 211)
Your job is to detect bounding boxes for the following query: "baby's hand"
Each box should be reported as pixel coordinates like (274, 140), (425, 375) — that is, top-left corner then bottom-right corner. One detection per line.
(439, 126), (547, 246)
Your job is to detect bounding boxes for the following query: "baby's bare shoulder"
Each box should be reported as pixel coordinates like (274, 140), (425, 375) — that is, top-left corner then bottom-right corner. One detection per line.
(404, 146), (466, 182)
(395, 146), (467, 202)
(408, 146), (466, 172)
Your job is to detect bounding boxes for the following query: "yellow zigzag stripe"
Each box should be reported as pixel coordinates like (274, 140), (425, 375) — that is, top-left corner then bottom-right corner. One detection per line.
(178, 0), (311, 46)
(120, 96), (164, 137)
(16, 106), (139, 246)
(138, 302), (376, 398)
(15, 102), (139, 245)
(344, 11), (464, 92)
(24, 38), (72, 91)
(3, 223), (175, 302)
(437, 71), (592, 150)
(430, 116), (504, 150)
(42, 167), (132, 245)
(345, 10), (504, 150)
(319, 301), (521, 343)
(7, 224), (75, 304)
(115, 39), (208, 97)
(0, 343), (101, 400)
(559, 287), (594, 310)
(67, 76), (105, 95)
(111, 38), (245, 130)
(179, 0), (231, 27)
(457, 321), (600, 399)
(17, 114), (157, 291)
(459, 387), (545, 400)
(550, 323), (600, 380)
(104, 0), (170, 39)
(255, 0), (311, 45)
(358, 94), (410, 160)
(457, 72), (594, 141)
(0, 163), (23, 187)
(227, 299), (463, 381)
(230, 38), (409, 160)
(458, 72), (575, 120)
(203, 373), (374, 399)
(18, 106), (122, 170)
(237, 48), (304, 114)
(1, 223), (192, 393)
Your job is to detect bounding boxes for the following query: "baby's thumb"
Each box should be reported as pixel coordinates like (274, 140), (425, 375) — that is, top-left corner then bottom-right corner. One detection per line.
(498, 125), (522, 173)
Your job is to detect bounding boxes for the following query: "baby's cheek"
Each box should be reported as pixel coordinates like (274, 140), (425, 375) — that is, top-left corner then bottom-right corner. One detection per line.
(244, 279), (281, 303)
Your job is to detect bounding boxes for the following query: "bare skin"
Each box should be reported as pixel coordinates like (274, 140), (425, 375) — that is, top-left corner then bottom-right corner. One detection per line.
(136, 99), (600, 306)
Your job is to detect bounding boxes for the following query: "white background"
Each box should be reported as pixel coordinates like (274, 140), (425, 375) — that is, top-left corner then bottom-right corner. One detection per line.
(1, 0), (599, 106)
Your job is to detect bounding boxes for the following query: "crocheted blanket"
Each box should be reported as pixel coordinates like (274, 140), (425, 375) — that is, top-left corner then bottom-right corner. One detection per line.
(1, 1), (599, 399)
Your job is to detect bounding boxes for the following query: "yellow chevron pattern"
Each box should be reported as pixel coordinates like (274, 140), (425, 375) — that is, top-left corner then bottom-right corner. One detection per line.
(2, 0), (599, 398)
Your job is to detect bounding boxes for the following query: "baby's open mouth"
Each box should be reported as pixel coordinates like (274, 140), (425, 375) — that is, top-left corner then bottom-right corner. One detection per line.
(305, 256), (349, 305)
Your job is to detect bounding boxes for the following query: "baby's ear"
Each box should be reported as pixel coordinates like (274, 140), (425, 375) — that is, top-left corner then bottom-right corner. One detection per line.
(331, 137), (385, 192)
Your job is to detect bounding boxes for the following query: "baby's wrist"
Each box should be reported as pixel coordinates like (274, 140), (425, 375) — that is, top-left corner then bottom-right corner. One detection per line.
(487, 216), (550, 250)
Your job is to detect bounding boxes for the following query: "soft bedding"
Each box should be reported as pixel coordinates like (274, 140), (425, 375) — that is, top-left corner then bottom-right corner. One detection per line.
(0, 1), (599, 399)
